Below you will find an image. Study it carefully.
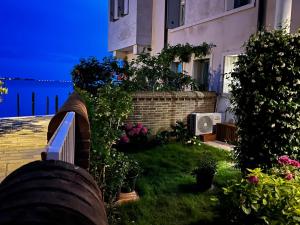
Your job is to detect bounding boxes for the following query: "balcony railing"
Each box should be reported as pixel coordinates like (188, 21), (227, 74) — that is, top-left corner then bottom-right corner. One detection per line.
(46, 111), (75, 164)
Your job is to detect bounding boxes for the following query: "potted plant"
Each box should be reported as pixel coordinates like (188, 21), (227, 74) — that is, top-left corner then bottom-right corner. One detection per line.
(192, 155), (217, 191)
(121, 159), (142, 193)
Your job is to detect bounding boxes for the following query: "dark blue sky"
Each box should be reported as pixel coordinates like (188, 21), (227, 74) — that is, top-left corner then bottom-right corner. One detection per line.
(0, 0), (108, 80)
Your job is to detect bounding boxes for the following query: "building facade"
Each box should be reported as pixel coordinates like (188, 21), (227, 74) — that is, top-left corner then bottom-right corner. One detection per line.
(108, 0), (300, 122)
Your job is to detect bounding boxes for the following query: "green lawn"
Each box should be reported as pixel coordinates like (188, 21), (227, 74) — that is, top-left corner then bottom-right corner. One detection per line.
(116, 143), (241, 225)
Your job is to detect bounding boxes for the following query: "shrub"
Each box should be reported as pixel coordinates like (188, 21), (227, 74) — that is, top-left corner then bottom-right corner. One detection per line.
(192, 156), (217, 178)
(0, 81), (8, 95)
(77, 85), (133, 200)
(121, 158), (142, 193)
(72, 57), (125, 94)
(78, 85), (133, 155)
(170, 121), (191, 143)
(223, 160), (300, 225)
(155, 130), (171, 145)
(231, 30), (300, 170)
(120, 123), (149, 145)
(102, 149), (130, 203)
(122, 43), (214, 91)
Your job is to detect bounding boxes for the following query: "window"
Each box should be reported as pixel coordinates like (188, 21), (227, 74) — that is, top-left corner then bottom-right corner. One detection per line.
(226, 0), (251, 11)
(118, 0), (129, 17)
(171, 62), (183, 73)
(223, 55), (238, 93)
(110, 0), (129, 22)
(193, 59), (210, 91)
(167, 0), (185, 29)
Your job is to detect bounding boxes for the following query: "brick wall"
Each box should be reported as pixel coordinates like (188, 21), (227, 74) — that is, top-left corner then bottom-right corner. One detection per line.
(126, 91), (217, 134)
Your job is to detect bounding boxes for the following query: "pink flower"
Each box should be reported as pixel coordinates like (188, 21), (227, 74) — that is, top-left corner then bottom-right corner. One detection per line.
(127, 130), (135, 137)
(285, 173), (293, 180)
(289, 160), (300, 168)
(136, 123), (143, 128)
(140, 127), (148, 135)
(120, 135), (129, 143)
(124, 123), (133, 132)
(247, 176), (259, 185)
(278, 155), (291, 165)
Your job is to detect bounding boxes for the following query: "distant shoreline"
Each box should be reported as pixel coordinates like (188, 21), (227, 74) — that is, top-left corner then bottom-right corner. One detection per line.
(0, 77), (72, 83)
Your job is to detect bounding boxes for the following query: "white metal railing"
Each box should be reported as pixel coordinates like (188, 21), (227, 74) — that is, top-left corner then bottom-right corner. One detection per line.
(46, 112), (75, 164)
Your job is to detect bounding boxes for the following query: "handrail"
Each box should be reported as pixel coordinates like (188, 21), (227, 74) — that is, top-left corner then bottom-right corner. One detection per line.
(46, 112), (75, 164)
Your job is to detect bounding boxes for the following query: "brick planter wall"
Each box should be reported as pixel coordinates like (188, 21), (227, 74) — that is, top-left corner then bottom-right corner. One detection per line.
(126, 91), (217, 134)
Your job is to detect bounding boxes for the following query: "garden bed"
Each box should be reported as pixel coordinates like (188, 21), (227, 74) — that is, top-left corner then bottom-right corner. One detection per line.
(115, 143), (241, 225)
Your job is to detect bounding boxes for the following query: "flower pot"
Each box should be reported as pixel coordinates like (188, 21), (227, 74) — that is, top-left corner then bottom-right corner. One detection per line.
(116, 191), (139, 205)
(196, 173), (214, 191)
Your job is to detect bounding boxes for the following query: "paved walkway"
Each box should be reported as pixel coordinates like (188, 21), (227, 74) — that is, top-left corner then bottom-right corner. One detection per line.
(205, 140), (234, 151)
(0, 116), (52, 182)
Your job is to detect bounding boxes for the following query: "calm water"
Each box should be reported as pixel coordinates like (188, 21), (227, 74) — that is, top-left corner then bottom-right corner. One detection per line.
(0, 79), (73, 117)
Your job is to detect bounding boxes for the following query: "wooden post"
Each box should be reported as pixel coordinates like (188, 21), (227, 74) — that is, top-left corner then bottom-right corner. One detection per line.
(55, 95), (59, 113)
(32, 92), (35, 116)
(46, 96), (49, 115)
(17, 93), (20, 116)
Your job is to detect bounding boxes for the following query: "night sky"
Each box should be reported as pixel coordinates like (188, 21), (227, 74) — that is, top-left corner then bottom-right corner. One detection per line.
(0, 0), (108, 80)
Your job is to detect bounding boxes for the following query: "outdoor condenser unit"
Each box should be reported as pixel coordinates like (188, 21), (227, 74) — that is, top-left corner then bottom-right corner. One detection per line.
(189, 113), (222, 135)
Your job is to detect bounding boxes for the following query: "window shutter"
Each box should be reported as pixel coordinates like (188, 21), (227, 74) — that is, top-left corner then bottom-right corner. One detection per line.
(167, 0), (181, 29)
(118, 0), (125, 16)
(110, 0), (115, 21)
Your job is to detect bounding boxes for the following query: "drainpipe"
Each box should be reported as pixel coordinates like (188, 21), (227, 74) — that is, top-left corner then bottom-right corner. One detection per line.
(164, 0), (168, 48)
(274, 0), (293, 32)
(257, 0), (266, 31)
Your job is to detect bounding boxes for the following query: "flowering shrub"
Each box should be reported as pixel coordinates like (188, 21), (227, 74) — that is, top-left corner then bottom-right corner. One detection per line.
(223, 156), (300, 224)
(231, 30), (300, 170)
(120, 123), (149, 145)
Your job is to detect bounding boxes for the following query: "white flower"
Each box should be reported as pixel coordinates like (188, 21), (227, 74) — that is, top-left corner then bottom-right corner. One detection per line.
(271, 124), (275, 128)
(276, 77), (282, 82)
(251, 79), (256, 83)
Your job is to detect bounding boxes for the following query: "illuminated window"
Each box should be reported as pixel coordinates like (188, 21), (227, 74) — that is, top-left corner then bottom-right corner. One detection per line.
(223, 55), (238, 93)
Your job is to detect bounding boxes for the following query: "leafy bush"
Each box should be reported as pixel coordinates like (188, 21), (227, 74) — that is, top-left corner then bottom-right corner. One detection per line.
(78, 85), (133, 155)
(192, 156), (217, 178)
(155, 130), (171, 145)
(121, 158), (142, 193)
(102, 149), (130, 203)
(231, 30), (300, 170)
(77, 85), (133, 203)
(0, 81), (8, 95)
(122, 43), (214, 91)
(223, 159), (300, 225)
(120, 123), (149, 145)
(72, 57), (125, 94)
(170, 121), (191, 143)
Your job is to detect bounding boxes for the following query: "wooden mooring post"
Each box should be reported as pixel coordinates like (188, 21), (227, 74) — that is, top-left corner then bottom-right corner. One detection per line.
(32, 92), (35, 116)
(55, 95), (59, 113)
(17, 93), (20, 116)
(46, 96), (49, 115)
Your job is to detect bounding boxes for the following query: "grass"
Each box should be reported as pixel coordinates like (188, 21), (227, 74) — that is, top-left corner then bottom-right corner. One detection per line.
(116, 143), (241, 225)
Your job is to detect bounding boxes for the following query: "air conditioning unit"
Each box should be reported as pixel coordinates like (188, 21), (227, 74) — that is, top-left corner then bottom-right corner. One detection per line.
(189, 113), (222, 135)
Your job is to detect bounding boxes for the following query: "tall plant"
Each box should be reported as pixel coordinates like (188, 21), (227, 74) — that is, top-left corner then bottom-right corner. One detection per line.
(0, 81), (8, 95)
(231, 30), (300, 171)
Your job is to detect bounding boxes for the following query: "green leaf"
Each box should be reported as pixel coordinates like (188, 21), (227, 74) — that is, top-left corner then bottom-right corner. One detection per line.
(242, 205), (251, 215)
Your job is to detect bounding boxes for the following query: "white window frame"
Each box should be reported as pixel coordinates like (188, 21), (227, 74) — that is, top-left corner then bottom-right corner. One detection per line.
(222, 54), (239, 94)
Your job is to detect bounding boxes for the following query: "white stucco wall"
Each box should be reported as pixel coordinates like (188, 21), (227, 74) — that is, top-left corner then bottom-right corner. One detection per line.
(108, 0), (153, 53)
(108, 0), (138, 52)
(168, 2), (258, 87)
(151, 0), (166, 55)
(167, 1), (258, 122)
